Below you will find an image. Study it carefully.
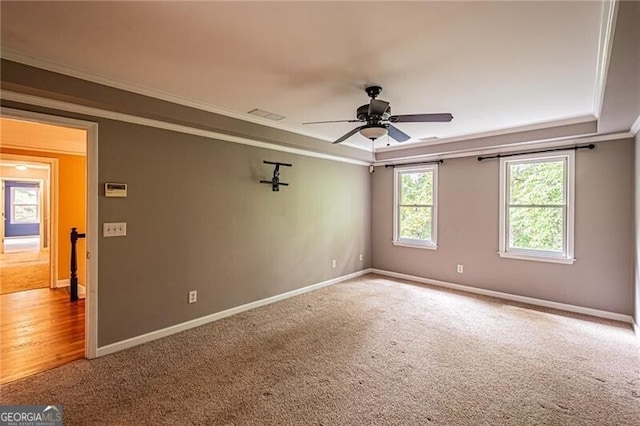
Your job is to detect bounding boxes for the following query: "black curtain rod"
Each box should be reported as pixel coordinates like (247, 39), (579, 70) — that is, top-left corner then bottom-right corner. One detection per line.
(477, 144), (595, 162)
(384, 159), (444, 168)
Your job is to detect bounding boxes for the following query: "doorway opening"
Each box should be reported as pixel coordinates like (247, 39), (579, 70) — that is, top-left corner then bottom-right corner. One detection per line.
(1, 155), (57, 291)
(0, 111), (97, 383)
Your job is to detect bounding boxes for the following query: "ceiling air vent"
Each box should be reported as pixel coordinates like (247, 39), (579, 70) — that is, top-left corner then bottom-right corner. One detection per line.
(248, 108), (285, 121)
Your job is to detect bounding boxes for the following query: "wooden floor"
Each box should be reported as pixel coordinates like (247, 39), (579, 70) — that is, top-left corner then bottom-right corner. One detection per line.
(0, 250), (50, 295)
(0, 288), (84, 384)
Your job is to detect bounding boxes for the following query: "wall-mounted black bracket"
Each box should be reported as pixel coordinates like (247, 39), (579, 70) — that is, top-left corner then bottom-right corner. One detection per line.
(260, 160), (292, 191)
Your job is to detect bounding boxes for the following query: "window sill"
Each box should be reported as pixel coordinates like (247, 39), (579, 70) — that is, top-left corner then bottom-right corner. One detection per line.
(393, 241), (438, 250)
(497, 251), (575, 265)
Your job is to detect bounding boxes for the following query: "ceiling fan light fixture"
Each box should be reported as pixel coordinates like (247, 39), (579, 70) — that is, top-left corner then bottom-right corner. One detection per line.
(359, 125), (388, 140)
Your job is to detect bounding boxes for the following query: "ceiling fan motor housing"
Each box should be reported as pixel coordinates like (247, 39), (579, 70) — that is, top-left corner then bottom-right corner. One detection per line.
(357, 104), (391, 122)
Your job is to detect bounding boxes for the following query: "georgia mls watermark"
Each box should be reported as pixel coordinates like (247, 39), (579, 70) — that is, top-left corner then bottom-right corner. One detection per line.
(0, 405), (62, 426)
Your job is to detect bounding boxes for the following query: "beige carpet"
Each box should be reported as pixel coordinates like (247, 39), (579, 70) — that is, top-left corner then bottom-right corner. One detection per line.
(1, 274), (638, 425)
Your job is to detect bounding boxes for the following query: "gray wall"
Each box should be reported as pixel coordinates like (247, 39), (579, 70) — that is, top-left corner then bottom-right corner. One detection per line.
(0, 55), (372, 348)
(372, 139), (635, 315)
(98, 120), (371, 346)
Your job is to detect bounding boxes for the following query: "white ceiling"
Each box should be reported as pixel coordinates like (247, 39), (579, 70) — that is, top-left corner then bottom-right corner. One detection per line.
(0, 1), (606, 151)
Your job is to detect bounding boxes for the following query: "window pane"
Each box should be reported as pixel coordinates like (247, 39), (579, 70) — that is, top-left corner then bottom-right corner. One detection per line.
(509, 160), (564, 205)
(401, 172), (432, 205)
(400, 206), (432, 241)
(509, 206), (563, 252)
(14, 205), (38, 223)
(13, 188), (38, 204)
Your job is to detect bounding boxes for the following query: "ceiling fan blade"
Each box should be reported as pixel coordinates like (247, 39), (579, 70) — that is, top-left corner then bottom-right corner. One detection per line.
(302, 119), (361, 124)
(386, 124), (411, 142)
(333, 126), (365, 144)
(389, 113), (453, 123)
(368, 99), (390, 117)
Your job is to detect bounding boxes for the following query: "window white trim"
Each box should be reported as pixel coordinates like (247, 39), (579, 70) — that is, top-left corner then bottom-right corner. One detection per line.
(498, 150), (575, 264)
(497, 251), (575, 265)
(10, 186), (40, 224)
(392, 241), (438, 250)
(393, 165), (438, 249)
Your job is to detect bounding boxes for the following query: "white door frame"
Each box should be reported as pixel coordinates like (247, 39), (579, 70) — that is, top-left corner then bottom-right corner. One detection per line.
(0, 156), (57, 285)
(1, 107), (99, 359)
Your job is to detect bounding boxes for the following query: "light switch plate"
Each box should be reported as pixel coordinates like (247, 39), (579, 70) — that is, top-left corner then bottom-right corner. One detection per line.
(103, 222), (127, 237)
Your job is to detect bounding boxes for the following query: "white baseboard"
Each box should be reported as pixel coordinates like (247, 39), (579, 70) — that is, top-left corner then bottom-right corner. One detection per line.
(96, 269), (373, 357)
(55, 280), (85, 299)
(633, 319), (639, 341)
(371, 269), (634, 324)
(55, 279), (70, 288)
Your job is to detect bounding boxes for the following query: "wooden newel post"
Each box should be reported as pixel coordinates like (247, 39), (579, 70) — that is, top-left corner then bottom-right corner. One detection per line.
(70, 227), (86, 302)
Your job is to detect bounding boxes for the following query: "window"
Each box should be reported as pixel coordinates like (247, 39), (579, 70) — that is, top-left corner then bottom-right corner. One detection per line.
(10, 186), (40, 224)
(393, 165), (438, 249)
(499, 151), (575, 264)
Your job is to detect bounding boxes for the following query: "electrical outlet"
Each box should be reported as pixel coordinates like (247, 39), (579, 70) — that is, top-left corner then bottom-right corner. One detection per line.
(332, 259), (337, 269)
(457, 264), (464, 274)
(359, 254), (363, 261)
(188, 290), (197, 304)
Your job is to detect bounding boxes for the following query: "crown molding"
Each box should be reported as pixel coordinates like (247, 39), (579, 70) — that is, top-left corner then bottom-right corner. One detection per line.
(1, 49), (604, 157)
(593, 0), (619, 118)
(376, 115), (596, 154)
(0, 49), (353, 147)
(373, 131), (632, 166)
(1, 90), (371, 167)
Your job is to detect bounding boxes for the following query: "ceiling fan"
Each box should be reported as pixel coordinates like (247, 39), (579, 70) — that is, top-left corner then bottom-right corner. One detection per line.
(303, 85), (453, 144)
